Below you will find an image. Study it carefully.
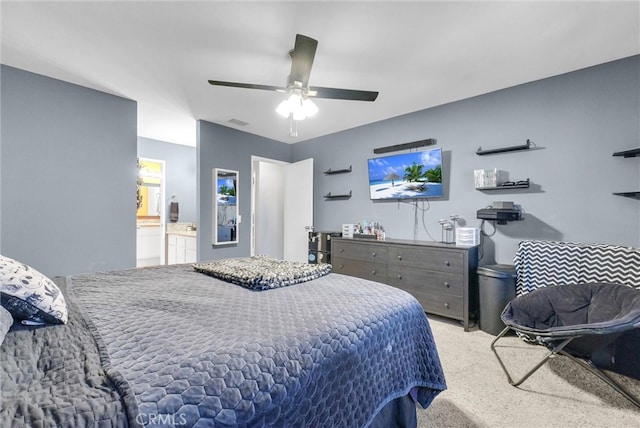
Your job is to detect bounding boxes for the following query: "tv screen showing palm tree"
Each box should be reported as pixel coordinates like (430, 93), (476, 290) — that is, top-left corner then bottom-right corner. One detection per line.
(367, 147), (443, 200)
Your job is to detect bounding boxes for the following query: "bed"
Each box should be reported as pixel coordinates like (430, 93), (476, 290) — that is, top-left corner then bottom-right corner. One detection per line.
(1, 255), (446, 427)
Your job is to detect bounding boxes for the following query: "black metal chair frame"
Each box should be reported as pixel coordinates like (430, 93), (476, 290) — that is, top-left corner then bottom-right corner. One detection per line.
(491, 324), (640, 409)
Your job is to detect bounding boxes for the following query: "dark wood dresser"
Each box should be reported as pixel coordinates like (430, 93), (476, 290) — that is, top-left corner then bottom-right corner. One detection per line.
(332, 237), (479, 331)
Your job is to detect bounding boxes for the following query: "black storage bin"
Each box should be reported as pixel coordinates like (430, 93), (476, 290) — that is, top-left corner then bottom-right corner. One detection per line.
(477, 264), (516, 335)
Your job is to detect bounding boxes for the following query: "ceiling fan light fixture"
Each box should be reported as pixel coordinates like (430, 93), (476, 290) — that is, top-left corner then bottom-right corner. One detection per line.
(292, 108), (307, 121)
(287, 92), (302, 109)
(276, 92), (317, 121)
(302, 98), (318, 118)
(276, 100), (291, 118)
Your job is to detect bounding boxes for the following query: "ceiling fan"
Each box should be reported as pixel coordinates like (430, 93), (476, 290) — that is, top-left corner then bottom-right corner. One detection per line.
(208, 34), (379, 136)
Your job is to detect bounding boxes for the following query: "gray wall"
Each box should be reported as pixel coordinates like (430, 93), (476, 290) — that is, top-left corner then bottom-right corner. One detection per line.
(2, 56), (637, 274)
(291, 56), (640, 264)
(1, 65), (137, 276)
(197, 121), (291, 261)
(138, 137), (197, 224)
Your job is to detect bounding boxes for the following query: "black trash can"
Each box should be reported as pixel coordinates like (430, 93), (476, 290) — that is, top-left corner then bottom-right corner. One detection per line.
(477, 264), (516, 335)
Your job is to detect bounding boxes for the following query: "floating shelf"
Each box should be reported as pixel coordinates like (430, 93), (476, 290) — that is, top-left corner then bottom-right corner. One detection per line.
(612, 148), (640, 158)
(613, 191), (640, 200)
(476, 179), (530, 191)
(476, 139), (532, 156)
(324, 191), (352, 200)
(612, 148), (639, 198)
(324, 166), (352, 175)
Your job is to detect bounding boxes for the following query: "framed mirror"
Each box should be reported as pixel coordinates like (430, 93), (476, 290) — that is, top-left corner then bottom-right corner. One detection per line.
(213, 168), (238, 245)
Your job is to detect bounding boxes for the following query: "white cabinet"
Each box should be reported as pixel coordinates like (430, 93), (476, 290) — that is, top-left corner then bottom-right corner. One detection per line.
(137, 226), (163, 267)
(167, 234), (178, 265)
(185, 236), (197, 262)
(167, 233), (196, 264)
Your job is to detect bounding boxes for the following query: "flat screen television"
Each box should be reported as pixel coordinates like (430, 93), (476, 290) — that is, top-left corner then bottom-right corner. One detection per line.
(367, 147), (443, 200)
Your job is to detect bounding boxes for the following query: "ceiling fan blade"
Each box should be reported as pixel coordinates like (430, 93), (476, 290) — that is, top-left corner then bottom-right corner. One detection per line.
(309, 86), (379, 102)
(289, 34), (318, 87)
(208, 80), (285, 92)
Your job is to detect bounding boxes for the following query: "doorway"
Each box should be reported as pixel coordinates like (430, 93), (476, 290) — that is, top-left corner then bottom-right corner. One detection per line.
(136, 157), (166, 267)
(251, 156), (313, 262)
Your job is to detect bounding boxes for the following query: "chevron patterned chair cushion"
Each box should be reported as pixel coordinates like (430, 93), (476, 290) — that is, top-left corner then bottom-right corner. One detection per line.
(514, 240), (640, 296)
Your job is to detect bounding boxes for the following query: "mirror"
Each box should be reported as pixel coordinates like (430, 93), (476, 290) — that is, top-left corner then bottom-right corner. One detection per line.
(213, 168), (239, 245)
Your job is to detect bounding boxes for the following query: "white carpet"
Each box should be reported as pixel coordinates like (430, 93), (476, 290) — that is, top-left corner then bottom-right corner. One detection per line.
(417, 316), (640, 428)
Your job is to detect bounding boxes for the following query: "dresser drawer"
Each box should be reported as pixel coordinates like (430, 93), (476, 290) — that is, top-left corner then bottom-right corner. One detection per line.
(387, 266), (464, 297)
(418, 292), (464, 320)
(389, 245), (463, 272)
(333, 240), (388, 263)
(332, 257), (387, 282)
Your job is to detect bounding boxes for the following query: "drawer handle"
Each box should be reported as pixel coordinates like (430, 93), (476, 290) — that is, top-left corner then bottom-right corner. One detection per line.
(339, 248), (344, 253)
(372, 270), (377, 275)
(397, 255), (402, 260)
(397, 274), (402, 280)
(444, 281), (450, 288)
(372, 252), (377, 257)
(339, 264), (344, 269)
(444, 260), (450, 266)
(444, 302), (450, 309)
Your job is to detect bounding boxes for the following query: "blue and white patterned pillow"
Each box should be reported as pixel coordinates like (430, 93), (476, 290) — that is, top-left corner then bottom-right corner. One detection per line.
(0, 255), (68, 325)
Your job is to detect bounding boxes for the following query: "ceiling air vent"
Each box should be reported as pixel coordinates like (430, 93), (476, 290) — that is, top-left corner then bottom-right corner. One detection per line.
(228, 118), (249, 127)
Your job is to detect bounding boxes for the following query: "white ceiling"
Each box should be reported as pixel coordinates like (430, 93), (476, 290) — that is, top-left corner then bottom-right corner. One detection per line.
(1, 1), (638, 146)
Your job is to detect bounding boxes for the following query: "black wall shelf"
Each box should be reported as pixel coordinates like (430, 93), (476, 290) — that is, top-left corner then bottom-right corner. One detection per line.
(613, 191), (640, 200)
(324, 191), (352, 200)
(476, 179), (530, 191)
(612, 148), (640, 158)
(476, 139), (532, 156)
(612, 148), (639, 199)
(324, 165), (352, 175)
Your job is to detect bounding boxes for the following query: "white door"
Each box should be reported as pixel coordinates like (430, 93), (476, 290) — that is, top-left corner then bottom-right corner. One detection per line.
(283, 158), (313, 262)
(251, 157), (313, 262)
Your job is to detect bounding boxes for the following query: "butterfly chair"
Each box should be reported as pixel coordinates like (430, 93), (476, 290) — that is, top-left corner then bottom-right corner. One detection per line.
(490, 282), (640, 408)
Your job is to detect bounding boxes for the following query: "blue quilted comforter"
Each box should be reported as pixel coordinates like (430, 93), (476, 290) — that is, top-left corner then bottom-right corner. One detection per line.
(65, 263), (446, 427)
